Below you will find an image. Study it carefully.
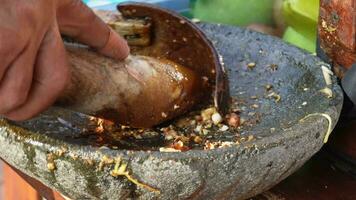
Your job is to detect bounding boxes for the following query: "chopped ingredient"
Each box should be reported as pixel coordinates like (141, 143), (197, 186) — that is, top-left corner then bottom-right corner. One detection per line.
(86, 102), (246, 152)
(201, 107), (216, 121)
(47, 163), (56, 171)
(320, 87), (333, 98)
(321, 65), (333, 85)
(202, 129), (210, 135)
(219, 125), (229, 132)
(269, 64), (278, 71)
(220, 141), (235, 148)
(95, 118), (105, 133)
(159, 147), (181, 152)
(46, 153), (56, 172)
(204, 140), (237, 150)
(247, 62), (256, 69)
(194, 125), (202, 133)
(204, 141), (217, 150)
(251, 104), (259, 109)
(193, 136), (203, 144)
(171, 140), (189, 151)
(247, 135), (254, 142)
(265, 84), (273, 91)
(227, 113), (240, 127)
(195, 115), (203, 122)
(211, 112), (223, 125)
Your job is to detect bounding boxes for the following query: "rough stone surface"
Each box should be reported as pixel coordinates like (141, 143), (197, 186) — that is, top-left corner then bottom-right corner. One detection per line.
(0, 23), (343, 200)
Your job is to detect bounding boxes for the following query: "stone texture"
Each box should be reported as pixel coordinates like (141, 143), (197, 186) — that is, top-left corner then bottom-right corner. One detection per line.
(0, 23), (343, 200)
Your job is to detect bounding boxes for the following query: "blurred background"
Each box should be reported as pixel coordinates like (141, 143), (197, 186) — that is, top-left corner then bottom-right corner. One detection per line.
(84, 0), (319, 53)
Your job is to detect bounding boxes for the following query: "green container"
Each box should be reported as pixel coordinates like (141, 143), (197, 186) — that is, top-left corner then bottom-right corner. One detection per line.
(192, 0), (275, 26)
(282, 0), (319, 53)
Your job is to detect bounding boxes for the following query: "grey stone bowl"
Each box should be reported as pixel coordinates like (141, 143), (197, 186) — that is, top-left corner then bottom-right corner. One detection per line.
(0, 23), (343, 200)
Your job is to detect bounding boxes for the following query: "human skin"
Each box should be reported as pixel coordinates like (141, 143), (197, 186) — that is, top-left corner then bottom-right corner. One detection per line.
(0, 0), (129, 121)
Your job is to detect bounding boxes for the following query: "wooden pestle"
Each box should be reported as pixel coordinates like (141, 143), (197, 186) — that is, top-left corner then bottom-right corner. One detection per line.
(56, 45), (202, 128)
(56, 4), (229, 128)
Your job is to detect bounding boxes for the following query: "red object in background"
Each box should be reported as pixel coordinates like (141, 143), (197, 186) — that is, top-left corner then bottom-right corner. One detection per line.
(318, 0), (356, 165)
(318, 0), (356, 78)
(3, 164), (40, 200)
(2, 162), (65, 200)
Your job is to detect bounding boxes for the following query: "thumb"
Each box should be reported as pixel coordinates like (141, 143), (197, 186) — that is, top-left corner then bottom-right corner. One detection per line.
(56, 0), (129, 60)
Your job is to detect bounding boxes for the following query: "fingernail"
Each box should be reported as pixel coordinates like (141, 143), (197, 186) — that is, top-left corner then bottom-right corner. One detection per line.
(98, 28), (130, 60)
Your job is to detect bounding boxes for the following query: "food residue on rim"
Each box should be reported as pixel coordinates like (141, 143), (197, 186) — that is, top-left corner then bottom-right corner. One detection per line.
(96, 155), (160, 193)
(47, 153), (57, 171)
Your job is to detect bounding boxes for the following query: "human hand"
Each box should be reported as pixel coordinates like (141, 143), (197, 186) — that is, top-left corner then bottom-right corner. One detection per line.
(0, 0), (129, 121)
